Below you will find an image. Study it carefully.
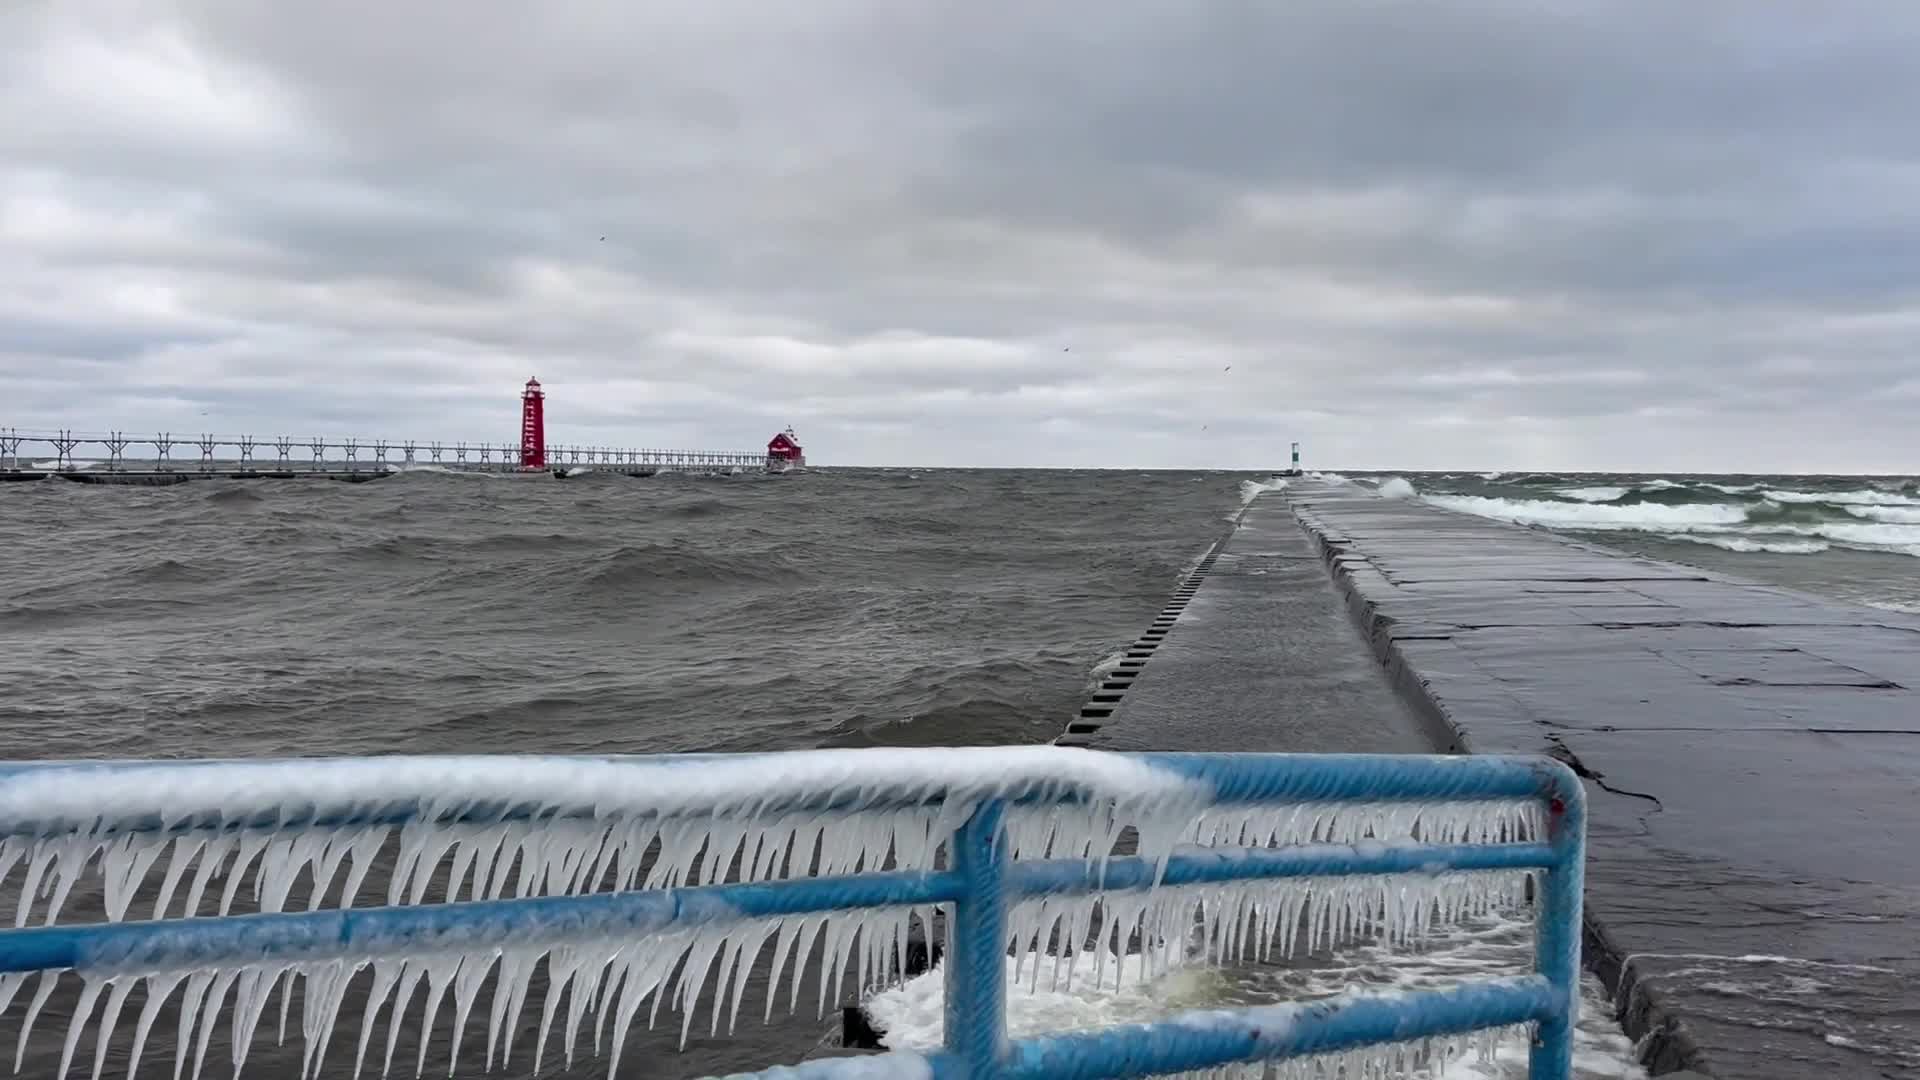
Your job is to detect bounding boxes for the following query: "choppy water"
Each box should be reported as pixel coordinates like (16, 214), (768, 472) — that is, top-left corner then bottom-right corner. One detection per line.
(1334, 470), (1920, 614)
(0, 467), (1237, 1077)
(4, 465), (1907, 1078)
(0, 469), (1229, 763)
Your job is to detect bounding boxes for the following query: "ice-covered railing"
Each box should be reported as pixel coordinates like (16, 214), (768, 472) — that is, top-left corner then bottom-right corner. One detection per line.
(0, 748), (1584, 1080)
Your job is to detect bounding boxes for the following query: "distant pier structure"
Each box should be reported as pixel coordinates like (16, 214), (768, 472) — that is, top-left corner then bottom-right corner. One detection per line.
(1, 377), (798, 485)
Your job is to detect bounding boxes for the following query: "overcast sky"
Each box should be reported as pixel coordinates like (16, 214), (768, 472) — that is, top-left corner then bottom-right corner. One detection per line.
(5, 2), (1919, 471)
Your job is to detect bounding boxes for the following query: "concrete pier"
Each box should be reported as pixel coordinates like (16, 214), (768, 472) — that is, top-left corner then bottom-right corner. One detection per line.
(1065, 480), (1920, 1078)
(1055, 500), (1432, 755)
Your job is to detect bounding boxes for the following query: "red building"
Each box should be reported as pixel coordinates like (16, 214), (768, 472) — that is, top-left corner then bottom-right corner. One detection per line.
(767, 427), (805, 470)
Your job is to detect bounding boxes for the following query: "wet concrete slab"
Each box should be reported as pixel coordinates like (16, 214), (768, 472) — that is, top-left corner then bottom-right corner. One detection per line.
(1287, 481), (1920, 1079)
(1061, 501), (1433, 755)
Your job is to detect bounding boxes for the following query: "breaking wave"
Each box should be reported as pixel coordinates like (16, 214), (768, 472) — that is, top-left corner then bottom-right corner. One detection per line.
(1395, 476), (1920, 559)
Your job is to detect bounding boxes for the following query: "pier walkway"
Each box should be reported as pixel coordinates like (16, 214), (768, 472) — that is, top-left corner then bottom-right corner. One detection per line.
(1055, 498), (1432, 755)
(1065, 479), (1920, 1079)
(0, 428), (772, 479)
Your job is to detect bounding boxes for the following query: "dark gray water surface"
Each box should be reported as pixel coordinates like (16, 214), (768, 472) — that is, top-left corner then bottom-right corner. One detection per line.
(0, 467), (1240, 1078)
(1, 469), (1240, 761)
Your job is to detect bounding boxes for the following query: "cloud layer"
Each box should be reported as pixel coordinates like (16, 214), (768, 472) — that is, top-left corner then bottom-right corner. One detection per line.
(5, 1), (1919, 470)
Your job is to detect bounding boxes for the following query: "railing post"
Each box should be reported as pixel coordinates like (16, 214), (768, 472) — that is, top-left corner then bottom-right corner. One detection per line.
(946, 799), (1008, 1080)
(1530, 776), (1586, 1080)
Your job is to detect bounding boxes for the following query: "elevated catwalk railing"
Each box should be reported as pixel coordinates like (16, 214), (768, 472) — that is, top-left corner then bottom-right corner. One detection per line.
(0, 747), (1583, 1080)
(0, 428), (769, 473)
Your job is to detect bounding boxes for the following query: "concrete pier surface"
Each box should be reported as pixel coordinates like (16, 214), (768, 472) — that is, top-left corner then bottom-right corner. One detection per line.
(1057, 500), (1433, 755)
(1071, 480), (1920, 1078)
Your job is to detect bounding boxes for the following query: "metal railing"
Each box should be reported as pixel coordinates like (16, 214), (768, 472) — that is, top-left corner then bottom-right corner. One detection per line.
(0, 428), (769, 473)
(0, 749), (1583, 1080)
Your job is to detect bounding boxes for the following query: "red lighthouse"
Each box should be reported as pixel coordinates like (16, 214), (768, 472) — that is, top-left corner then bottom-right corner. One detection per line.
(767, 426), (805, 471)
(520, 378), (546, 468)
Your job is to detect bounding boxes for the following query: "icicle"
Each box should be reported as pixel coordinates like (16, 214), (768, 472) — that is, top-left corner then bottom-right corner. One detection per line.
(486, 947), (542, 1071)
(351, 959), (402, 1080)
(122, 970), (180, 1080)
(381, 962), (426, 1080)
(87, 976), (138, 1080)
(56, 974), (103, 1080)
(0, 974), (23, 1041)
(217, 832), (272, 917)
(0, 840), (22, 904)
(339, 826), (391, 909)
(444, 950), (499, 1071)
(191, 970), (239, 1080)
(530, 948), (578, 1075)
(411, 955), (461, 1080)
(17, 969), (58, 1072)
(301, 960), (358, 1079)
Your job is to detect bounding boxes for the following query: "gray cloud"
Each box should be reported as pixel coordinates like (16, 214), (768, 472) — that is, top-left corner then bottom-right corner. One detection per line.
(4, 0), (1920, 470)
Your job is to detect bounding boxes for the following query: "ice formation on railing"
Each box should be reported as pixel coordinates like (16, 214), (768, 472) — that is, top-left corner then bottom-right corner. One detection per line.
(998, 798), (1541, 995)
(0, 750), (1554, 1080)
(863, 955), (1538, 1080)
(0, 802), (968, 928)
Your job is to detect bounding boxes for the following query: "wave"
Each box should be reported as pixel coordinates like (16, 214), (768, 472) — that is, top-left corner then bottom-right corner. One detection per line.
(1659, 535), (1832, 555)
(1375, 476), (1416, 500)
(1238, 477), (1287, 504)
(205, 486), (264, 506)
(1761, 488), (1920, 506)
(1403, 478), (1920, 558)
(1237, 471), (1357, 503)
(1849, 505), (1920, 524)
(573, 542), (803, 592)
(1423, 492), (1750, 531)
(1557, 486), (1628, 503)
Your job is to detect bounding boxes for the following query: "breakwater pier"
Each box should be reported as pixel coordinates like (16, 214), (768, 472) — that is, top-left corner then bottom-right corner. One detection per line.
(1058, 478), (1919, 1077)
(0, 427), (779, 483)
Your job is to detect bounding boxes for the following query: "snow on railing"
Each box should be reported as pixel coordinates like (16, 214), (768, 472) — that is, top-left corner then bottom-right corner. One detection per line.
(0, 748), (1584, 1080)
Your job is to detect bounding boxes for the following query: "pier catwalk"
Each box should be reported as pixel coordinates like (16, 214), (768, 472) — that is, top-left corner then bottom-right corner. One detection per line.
(1057, 499), (1432, 754)
(1071, 480), (1920, 1079)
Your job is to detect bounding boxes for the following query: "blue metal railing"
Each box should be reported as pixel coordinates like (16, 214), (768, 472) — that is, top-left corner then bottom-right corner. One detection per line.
(0, 750), (1583, 1080)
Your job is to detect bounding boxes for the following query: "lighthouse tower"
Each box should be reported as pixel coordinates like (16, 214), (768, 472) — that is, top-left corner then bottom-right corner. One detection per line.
(520, 378), (546, 469)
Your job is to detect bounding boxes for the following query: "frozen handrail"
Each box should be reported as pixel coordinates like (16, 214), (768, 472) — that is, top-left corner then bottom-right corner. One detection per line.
(0, 748), (1584, 1080)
